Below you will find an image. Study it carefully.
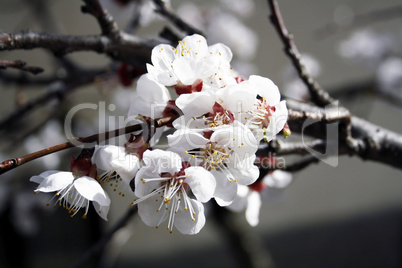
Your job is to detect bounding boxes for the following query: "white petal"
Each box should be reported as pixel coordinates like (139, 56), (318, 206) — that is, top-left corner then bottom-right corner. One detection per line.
(175, 91), (215, 118)
(134, 166), (163, 198)
(249, 75), (280, 105)
(136, 74), (171, 103)
(229, 155), (259, 186)
(212, 171), (238, 207)
(245, 191), (261, 227)
(174, 199), (206, 235)
(142, 149), (182, 175)
(92, 197), (111, 221)
(208, 43), (233, 63)
(180, 34), (209, 58)
(263, 170), (293, 188)
(264, 100), (288, 141)
(226, 185), (249, 212)
(172, 58), (198, 85)
(30, 170), (59, 184)
(36, 171), (74, 193)
(146, 63), (177, 86)
(137, 196), (168, 227)
(30, 175), (44, 184)
(91, 145), (124, 171)
(215, 83), (256, 113)
(110, 154), (140, 183)
(211, 121), (258, 157)
(128, 74), (171, 118)
(167, 129), (209, 152)
(185, 167), (216, 203)
(74, 176), (111, 207)
(150, 44), (176, 76)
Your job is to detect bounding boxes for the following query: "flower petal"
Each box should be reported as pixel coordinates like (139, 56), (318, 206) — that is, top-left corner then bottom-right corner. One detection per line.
(180, 34), (209, 58)
(264, 100), (288, 141)
(248, 75), (280, 105)
(137, 196), (168, 227)
(128, 74), (171, 117)
(142, 149), (182, 175)
(215, 82), (256, 113)
(227, 185), (249, 212)
(167, 129), (209, 152)
(263, 170), (293, 188)
(110, 154), (140, 183)
(245, 191), (261, 227)
(212, 170), (238, 206)
(208, 43), (233, 63)
(146, 63), (177, 86)
(174, 199), (206, 235)
(30, 170), (59, 184)
(74, 176), (110, 207)
(36, 171), (74, 193)
(134, 166), (164, 198)
(229, 155), (259, 186)
(92, 199), (111, 221)
(185, 167), (216, 203)
(175, 91), (215, 118)
(91, 145), (124, 171)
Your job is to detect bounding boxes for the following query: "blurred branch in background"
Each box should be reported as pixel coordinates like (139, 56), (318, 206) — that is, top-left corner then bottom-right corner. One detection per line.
(0, 0), (401, 267)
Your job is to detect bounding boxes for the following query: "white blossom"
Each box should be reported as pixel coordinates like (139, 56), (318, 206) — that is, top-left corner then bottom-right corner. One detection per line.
(168, 121), (259, 206)
(132, 149), (216, 234)
(92, 144), (141, 197)
(30, 170), (111, 220)
(228, 170), (292, 226)
(147, 34), (235, 89)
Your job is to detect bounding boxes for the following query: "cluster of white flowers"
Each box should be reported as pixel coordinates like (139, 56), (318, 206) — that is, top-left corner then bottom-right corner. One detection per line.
(30, 34), (289, 235)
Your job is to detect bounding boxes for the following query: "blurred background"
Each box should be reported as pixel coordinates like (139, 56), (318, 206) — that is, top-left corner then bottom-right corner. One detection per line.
(0, 0), (401, 267)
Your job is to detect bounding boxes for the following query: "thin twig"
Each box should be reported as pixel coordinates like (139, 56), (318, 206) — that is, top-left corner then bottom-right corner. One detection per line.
(267, 0), (335, 107)
(0, 115), (177, 175)
(81, 0), (121, 40)
(287, 100), (402, 169)
(258, 139), (327, 157)
(0, 59), (43, 74)
(0, 68), (106, 131)
(152, 0), (203, 36)
(0, 30), (155, 66)
(0, 71), (58, 85)
(284, 156), (320, 172)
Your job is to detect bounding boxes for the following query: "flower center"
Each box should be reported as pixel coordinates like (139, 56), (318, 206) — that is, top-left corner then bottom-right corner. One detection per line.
(131, 162), (196, 233)
(196, 102), (235, 129)
(249, 97), (276, 128)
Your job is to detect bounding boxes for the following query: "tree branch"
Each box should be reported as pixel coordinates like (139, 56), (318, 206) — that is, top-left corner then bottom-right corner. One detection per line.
(152, 0), (203, 36)
(287, 100), (402, 169)
(0, 68), (106, 131)
(267, 0), (335, 107)
(0, 30), (155, 66)
(0, 59), (43, 74)
(81, 0), (121, 40)
(0, 115), (177, 175)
